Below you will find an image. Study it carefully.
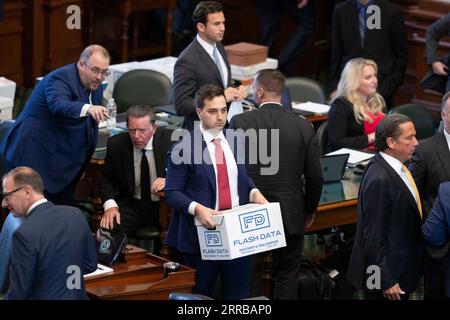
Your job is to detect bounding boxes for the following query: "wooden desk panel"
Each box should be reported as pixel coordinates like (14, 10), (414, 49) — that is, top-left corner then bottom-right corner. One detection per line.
(85, 245), (195, 300)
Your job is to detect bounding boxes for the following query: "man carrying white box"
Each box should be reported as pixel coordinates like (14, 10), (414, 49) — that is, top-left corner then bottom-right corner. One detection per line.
(164, 84), (268, 300)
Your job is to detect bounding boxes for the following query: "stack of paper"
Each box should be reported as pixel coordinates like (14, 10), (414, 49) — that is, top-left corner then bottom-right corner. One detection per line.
(292, 101), (330, 114)
(326, 148), (374, 167)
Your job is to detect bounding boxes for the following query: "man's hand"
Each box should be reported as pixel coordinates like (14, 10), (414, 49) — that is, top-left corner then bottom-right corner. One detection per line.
(151, 177), (165, 193)
(297, 0), (308, 9)
(432, 61), (449, 76)
(383, 283), (405, 300)
(224, 86), (248, 102)
(252, 191), (269, 204)
(194, 204), (220, 229)
(88, 105), (109, 122)
(100, 207), (120, 230)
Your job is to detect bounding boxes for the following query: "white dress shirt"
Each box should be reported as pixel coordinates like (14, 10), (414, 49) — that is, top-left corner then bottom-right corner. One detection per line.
(444, 128), (450, 152)
(188, 124), (258, 215)
(196, 34), (229, 87)
(379, 151), (418, 203)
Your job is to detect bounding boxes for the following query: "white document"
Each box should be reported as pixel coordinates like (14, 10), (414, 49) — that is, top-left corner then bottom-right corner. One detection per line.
(292, 101), (330, 114)
(326, 148), (374, 166)
(83, 264), (114, 278)
(227, 100), (244, 122)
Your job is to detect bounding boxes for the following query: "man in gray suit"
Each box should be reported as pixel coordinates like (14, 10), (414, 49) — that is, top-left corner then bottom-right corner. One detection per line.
(173, 1), (247, 131)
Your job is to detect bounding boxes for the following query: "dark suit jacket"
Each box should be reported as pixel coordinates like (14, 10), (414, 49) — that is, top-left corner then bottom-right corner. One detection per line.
(173, 38), (232, 131)
(101, 127), (175, 205)
(164, 128), (256, 254)
(229, 103), (323, 235)
(6, 201), (97, 300)
(347, 153), (424, 294)
(422, 181), (450, 297)
(1, 63), (101, 194)
(409, 131), (450, 218)
(326, 96), (369, 152)
(329, 0), (407, 99)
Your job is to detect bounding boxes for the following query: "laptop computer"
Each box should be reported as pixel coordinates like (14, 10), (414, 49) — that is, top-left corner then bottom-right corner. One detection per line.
(320, 153), (350, 183)
(96, 228), (127, 266)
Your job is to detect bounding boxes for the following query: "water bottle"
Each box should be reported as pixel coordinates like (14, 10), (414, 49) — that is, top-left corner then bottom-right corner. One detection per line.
(106, 98), (117, 129)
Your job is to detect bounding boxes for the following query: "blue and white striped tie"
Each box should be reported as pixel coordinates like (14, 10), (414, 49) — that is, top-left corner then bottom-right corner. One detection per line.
(359, 8), (366, 46)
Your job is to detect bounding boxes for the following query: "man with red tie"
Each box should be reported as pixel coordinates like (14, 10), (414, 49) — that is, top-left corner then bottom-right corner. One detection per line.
(164, 85), (268, 299)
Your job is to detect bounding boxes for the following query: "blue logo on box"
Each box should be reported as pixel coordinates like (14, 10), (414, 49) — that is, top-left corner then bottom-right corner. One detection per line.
(205, 231), (222, 246)
(239, 209), (270, 233)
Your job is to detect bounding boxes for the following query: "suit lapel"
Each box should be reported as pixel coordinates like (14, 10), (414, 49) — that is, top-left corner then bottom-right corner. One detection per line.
(435, 132), (450, 181)
(192, 131), (216, 193)
(122, 137), (135, 194)
(376, 154), (421, 218)
(193, 39), (225, 88)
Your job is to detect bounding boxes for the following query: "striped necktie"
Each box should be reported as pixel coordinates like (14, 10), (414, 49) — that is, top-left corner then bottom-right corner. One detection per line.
(359, 7), (366, 46)
(213, 45), (226, 87)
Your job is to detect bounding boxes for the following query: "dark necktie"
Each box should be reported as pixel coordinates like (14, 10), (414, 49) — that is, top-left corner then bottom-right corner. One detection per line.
(359, 7), (366, 46)
(141, 149), (151, 202)
(213, 138), (232, 210)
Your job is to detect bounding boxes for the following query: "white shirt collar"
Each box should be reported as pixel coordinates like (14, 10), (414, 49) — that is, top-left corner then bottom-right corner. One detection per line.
(196, 34), (216, 57)
(134, 136), (154, 152)
(199, 123), (226, 144)
(379, 151), (404, 174)
(444, 128), (450, 150)
(259, 102), (283, 108)
(27, 198), (48, 216)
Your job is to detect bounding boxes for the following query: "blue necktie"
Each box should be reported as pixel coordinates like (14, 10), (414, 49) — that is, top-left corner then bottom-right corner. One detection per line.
(213, 46), (226, 87)
(359, 7), (366, 46)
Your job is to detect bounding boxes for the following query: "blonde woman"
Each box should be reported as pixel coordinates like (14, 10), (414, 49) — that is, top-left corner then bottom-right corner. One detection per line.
(327, 58), (386, 152)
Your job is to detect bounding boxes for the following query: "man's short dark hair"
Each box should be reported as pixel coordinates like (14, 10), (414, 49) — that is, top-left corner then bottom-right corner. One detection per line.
(194, 85), (225, 109)
(126, 105), (156, 126)
(375, 114), (413, 152)
(254, 69), (285, 97)
(3, 167), (45, 195)
(192, 1), (223, 26)
(441, 91), (450, 112)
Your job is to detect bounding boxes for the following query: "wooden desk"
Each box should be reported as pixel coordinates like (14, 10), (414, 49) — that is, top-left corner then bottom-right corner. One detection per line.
(85, 245), (195, 300)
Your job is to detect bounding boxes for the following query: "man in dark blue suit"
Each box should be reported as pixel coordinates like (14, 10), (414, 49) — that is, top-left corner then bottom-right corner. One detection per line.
(2, 167), (97, 300)
(1, 44), (110, 205)
(422, 181), (450, 299)
(165, 85), (268, 299)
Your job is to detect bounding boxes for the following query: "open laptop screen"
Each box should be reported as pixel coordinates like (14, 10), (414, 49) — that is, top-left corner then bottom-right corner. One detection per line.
(320, 153), (350, 183)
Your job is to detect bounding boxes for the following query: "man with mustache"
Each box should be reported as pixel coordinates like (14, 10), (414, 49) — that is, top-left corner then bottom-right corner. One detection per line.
(1, 44), (110, 205)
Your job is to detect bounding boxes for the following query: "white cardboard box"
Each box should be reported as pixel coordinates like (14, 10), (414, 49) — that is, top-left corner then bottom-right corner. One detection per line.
(0, 96), (14, 121)
(195, 202), (286, 260)
(0, 77), (16, 100)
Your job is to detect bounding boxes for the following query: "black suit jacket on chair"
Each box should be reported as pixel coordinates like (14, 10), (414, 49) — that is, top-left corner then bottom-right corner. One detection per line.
(173, 38), (232, 131)
(329, 0), (407, 100)
(347, 153), (424, 294)
(101, 127), (175, 205)
(410, 131), (450, 217)
(229, 103), (323, 235)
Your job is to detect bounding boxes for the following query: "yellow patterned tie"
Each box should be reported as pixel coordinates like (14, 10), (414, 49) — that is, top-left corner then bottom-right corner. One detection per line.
(402, 164), (423, 220)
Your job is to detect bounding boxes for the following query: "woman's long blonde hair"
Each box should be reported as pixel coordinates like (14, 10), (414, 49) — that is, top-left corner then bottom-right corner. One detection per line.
(334, 58), (385, 124)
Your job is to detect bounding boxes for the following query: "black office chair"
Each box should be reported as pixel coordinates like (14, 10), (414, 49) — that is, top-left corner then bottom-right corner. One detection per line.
(388, 103), (435, 140)
(315, 120), (328, 156)
(285, 77), (326, 104)
(112, 69), (172, 113)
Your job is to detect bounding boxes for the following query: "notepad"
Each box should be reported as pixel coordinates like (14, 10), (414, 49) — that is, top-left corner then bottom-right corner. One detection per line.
(84, 264), (114, 278)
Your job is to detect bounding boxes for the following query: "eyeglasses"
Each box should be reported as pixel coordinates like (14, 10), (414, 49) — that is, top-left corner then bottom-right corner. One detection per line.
(83, 61), (110, 77)
(1, 186), (26, 200)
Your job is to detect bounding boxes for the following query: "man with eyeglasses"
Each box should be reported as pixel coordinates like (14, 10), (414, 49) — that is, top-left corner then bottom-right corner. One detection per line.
(1, 44), (111, 206)
(99, 105), (176, 239)
(2, 166), (97, 299)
